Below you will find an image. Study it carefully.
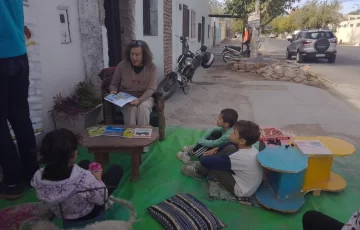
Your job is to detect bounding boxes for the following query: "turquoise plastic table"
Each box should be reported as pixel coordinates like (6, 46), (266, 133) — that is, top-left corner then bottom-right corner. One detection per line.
(256, 146), (308, 213)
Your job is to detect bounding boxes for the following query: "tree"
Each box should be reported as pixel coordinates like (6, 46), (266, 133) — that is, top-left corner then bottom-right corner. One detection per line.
(348, 9), (360, 15)
(224, 0), (299, 27)
(210, 0), (224, 14)
(230, 19), (244, 33)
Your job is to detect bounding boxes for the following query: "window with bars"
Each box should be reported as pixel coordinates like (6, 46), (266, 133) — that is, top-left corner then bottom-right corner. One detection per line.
(191, 10), (196, 38)
(143, 0), (158, 36)
(198, 23), (202, 42)
(183, 5), (189, 37)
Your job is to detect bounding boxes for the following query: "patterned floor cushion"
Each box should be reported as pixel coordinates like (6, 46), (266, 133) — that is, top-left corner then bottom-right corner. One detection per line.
(147, 193), (227, 230)
(208, 178), (261, 207)
(0, 202), (54, 230)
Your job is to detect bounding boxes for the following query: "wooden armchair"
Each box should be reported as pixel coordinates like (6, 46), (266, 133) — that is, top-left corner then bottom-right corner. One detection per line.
(98, 67), (165, 140)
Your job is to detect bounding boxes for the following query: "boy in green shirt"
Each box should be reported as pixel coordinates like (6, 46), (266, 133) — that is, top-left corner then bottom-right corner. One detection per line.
(177, 109), (238, 164)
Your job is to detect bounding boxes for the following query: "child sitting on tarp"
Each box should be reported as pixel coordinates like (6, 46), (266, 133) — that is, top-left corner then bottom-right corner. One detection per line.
(31, 129), (123, 221)
(181, 120), (263, 198)
(177, 109), (238, 164)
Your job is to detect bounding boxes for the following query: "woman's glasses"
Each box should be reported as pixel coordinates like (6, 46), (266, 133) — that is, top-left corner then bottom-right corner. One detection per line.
(132, 80), (147, 85)
(132, 40), (145, 46)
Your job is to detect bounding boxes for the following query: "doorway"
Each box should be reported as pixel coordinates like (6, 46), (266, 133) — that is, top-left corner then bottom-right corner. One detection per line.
(104, 0), (122, 67)
(201, 16), (205, 44)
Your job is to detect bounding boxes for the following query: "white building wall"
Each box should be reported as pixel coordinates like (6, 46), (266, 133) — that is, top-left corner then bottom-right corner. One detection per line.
(336, 19), (360, 44)
(134, 0), (165, 79)
(171, 0), (211, 69)
(35, 0), (86, 132)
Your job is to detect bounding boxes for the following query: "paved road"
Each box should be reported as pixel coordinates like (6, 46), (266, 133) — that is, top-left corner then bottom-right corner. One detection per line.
(260, 37), (360, 110)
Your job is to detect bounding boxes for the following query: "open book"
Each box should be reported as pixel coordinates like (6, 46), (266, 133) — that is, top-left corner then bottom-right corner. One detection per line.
(104, 92), (137, 107)
(293, 140), (332, 155)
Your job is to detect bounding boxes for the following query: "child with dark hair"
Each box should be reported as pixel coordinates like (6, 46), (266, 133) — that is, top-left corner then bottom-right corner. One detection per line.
(177, 109), (238, 164)
(302, 210), (360, 230)
(31, 128), (123, 221)
(182, 120), (263, 198)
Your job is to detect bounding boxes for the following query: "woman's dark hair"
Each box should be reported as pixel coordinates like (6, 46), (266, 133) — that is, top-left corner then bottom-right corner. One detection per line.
(40, 128), (78, 181)
(220, 109), (238, 127)
(124, 40), (153, 65)
(234, 120), (261, 146)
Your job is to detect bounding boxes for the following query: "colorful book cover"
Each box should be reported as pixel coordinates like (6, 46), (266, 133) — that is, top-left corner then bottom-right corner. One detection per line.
(104, 92), (137, 107)
(103, 126), (125, 137)
(87, 126), (106, 137)
(122, 128), (152, 139)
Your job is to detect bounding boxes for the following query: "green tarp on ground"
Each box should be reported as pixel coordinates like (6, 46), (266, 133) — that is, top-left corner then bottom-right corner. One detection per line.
(1, 127), (359, 229)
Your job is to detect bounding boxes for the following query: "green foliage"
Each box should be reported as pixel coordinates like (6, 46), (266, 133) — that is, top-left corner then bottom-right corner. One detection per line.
(270, 0), (342, 33)
(230, 19), (244, 33)
(348, 9), (360, 15)
(210, 0), (224, 14)
(224, 0), (299, 27)
(75, 81), (101, 109)
(53, 81), (101, 116)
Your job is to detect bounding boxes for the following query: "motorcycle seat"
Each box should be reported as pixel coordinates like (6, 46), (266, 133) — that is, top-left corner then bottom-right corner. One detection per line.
(228, 46), (242, 52)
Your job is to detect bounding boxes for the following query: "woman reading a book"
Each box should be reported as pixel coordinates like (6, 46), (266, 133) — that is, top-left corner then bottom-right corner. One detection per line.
(109, 40), (157, 126)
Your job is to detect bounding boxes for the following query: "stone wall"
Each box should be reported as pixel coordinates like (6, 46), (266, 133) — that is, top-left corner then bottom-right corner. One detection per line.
(119, 0), (136, 54)
(228, 60), (327, 88)
(77, 0), (105, 79)
(163, 0), (172, 75)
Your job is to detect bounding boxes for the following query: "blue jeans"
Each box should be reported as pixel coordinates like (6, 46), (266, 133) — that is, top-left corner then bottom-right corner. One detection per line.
(0, 54), (39, 185)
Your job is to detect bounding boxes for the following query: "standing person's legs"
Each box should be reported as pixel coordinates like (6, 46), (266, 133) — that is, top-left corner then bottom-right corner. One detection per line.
(136, 96), (154, 125)
(7, 54), (39, 181)
(302, 210), (344, 230)
(0, 56), (23, 197)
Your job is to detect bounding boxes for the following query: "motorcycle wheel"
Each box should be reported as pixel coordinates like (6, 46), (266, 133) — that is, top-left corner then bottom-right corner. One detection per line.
(223, 51), (233, 63)
(156, 72), (177, 101)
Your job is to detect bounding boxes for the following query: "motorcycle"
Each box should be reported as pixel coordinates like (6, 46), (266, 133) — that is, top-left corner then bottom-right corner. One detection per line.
(221, 41), (261, 62)
(157, 36), (214, 100)
(222, 44), (250, 62)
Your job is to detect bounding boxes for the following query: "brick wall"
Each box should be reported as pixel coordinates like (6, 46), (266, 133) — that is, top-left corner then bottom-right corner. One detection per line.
(163, 0), (173, 75)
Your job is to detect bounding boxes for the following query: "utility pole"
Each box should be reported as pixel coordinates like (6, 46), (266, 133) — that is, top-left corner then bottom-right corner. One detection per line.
(250, 0), (260, 58)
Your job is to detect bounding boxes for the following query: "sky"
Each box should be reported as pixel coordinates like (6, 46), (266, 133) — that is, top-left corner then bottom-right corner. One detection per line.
(217, 0), (360, 14)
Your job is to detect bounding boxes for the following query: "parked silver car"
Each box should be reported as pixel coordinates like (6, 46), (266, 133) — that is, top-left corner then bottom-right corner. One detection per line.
(286, 29), (337, 63)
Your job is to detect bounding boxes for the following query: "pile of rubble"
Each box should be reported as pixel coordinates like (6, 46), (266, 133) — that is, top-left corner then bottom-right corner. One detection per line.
(228, 61), (268, 73)
(228, 60), (328, 88)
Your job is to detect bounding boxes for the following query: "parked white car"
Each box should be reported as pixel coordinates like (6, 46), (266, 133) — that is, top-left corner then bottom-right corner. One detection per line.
(269, 34), (276, 38)
(286, 34), (293, 41)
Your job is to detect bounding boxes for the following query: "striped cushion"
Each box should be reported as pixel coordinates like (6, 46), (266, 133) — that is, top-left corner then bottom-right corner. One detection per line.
(147, 193), (227, 230)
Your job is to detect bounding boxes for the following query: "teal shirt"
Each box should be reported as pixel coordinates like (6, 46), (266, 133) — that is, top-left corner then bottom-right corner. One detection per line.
(0, 0), (26, 58)
(197, 127), (233, 148)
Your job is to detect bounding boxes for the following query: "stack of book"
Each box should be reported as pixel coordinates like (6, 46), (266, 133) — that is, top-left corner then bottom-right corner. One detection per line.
(87, 126), (153, 139)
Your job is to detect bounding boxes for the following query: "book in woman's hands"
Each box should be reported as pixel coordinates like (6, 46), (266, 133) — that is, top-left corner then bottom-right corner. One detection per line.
(104, 92), (137, 107)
